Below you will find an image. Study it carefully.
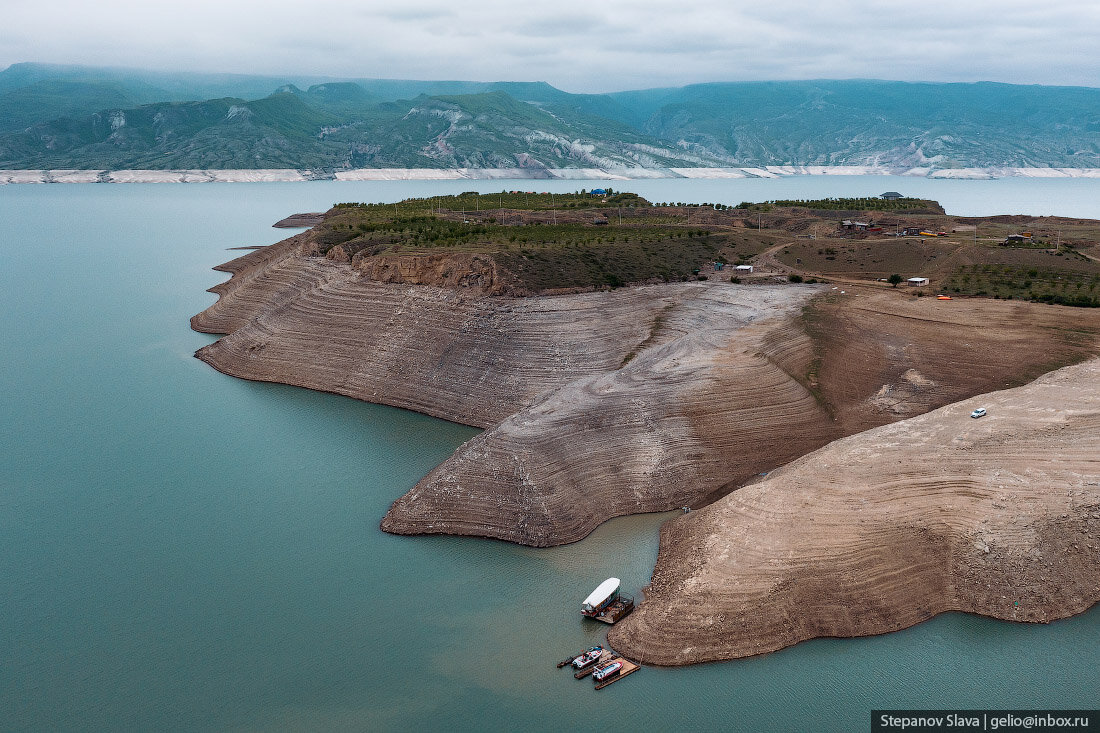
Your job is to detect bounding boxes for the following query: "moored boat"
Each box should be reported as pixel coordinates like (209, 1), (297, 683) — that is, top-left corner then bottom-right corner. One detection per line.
(571, 646), (604, 669)
(592, 660), (623, 681)
(581, 578), (620, 617)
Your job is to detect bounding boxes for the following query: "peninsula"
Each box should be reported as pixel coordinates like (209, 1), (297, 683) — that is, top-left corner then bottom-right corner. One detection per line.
(192, 192), (1100, 661)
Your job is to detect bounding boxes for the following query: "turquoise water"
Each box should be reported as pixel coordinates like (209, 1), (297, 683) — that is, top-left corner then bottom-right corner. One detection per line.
(1, 180), (1097, 731)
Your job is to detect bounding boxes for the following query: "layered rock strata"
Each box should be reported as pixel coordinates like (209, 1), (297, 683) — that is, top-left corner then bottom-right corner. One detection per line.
(609, 359), (1100, 664)
(194, 234), (1100, 548)
(193, 235), (686, 427)
(192, 236), (834, 545)
(380, 288), (838, 545)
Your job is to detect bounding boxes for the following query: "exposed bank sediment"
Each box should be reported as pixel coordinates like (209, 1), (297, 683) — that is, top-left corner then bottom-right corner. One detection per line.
(194, 228), (1100, 660)
(192, 234), (833, 545)
(192, 235), (671, 428)
(380, 288), (837, 545)
(608, 359), (1100, 665)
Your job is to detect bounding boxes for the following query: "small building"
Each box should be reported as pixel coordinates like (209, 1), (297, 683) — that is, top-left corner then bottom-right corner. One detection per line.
(880, 192), (903, 200)
(590, 188), (607, 195)
(714, 262), (725, 271)
(1003, 234), (1032, 245)
(592, 217), (609, 226)
(901, 227), (922, 236)
(734, 264), (754, 273)
(907, 277), (930, 287)
(840, 220), (870, 231)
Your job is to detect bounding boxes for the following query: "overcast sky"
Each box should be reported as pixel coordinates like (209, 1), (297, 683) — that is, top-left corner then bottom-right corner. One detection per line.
(3, 0), (1099, 92)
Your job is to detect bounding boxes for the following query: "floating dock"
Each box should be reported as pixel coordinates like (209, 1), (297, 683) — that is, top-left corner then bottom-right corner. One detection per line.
(556, 648), (641, 690)
(590, 595), (635, 625)
(573, 650), (613, 679)
(593, 657), (640, 690)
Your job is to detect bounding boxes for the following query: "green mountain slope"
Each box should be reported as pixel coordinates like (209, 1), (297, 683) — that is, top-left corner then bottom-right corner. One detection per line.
(4, 63), (1100, 170)
(0, 80), (143, 133)
(0, 89), (722, 169)
(306, 91), (725, 169)
(619, 80), (1100, 167)
(0, 92), (351, 169)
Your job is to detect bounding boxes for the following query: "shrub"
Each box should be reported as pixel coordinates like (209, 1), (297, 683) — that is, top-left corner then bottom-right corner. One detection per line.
(788, 274), (804, 283)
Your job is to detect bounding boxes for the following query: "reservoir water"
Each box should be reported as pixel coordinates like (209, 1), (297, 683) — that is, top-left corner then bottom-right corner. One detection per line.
(2, 177), (1098, 731)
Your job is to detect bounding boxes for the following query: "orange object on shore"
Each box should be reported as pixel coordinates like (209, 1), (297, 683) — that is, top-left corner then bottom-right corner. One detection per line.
(937, 295), (953, 300)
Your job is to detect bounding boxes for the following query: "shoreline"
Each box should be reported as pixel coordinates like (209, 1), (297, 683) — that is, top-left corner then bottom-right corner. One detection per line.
(6, 166), (1100, 184)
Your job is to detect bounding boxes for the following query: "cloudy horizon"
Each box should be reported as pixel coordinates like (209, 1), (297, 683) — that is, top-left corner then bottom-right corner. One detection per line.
(3, 0), (1100, 93)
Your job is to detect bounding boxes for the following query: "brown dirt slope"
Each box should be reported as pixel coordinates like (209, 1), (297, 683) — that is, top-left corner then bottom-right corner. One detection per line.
(193, 234), (1100, 548)
(192, 236), (677, 428)
(381, 287), (836, 546)
(803, 287), (1100, 435)
(609, 358), (1100, 665)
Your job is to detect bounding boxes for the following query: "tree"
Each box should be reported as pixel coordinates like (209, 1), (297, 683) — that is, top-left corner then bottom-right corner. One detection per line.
(888, 273), (903, 287)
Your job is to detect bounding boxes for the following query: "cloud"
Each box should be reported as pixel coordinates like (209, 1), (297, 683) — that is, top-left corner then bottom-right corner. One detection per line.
(2, 0), (1099, 91)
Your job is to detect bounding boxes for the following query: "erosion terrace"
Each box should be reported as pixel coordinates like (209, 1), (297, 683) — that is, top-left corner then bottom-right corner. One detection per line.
(192, 191), (1100, 663)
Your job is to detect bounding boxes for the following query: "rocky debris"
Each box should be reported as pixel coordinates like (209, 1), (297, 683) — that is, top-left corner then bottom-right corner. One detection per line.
(608, 359), (1100, 665)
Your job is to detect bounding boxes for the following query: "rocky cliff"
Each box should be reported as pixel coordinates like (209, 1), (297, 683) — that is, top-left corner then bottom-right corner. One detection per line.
(608, 359), (1100, 664)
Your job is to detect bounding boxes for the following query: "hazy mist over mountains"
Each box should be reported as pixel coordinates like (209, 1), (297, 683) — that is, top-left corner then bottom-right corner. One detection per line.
(3, 62), (1100, 171)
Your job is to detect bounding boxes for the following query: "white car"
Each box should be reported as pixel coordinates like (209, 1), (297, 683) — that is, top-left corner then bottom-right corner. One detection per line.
(970, 408), (987, 418)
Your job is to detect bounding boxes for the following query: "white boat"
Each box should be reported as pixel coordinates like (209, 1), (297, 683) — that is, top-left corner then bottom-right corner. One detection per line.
(581, 578), (620, 616)
(571, 646), (604, 669)
(593, 660), (623, 681)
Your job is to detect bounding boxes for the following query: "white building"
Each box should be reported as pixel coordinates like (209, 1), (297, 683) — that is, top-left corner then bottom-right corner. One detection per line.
(907, 277), (930, 287)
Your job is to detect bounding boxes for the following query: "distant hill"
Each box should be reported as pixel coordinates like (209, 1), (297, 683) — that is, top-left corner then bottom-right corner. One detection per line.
(0, 80), (140, 133)
(2, 63), (1100, 170)
(609, 80), (1100, 168)
(0, 93), (346, 169)
(0, 88), (722, 169)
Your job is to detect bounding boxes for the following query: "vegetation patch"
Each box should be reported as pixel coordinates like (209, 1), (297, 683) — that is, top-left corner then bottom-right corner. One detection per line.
(944, 264), (1100, 306)
(736, 197), (942, 213)
(316, 193), (759, 292)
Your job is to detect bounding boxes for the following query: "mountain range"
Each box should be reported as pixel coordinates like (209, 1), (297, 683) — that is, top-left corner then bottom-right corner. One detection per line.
(2, 62), (1100, 171)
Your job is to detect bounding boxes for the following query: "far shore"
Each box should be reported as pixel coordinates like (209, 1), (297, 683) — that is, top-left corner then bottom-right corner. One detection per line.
(5, 166), (1100, 184)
